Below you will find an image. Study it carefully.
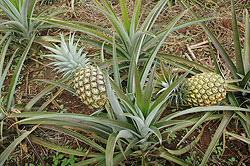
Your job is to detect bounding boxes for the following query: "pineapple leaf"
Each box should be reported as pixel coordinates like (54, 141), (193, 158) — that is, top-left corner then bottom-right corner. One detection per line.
(162, 58), (202, 74)
(231, 0), (245, 75)
(27, 0), (37, 19)
(106, 132), (118, 166)
(0, 32), (11, 45)
(0, 0), (43, 39)
(236, 111), (250, 126)
(13, 113), (137, 132)
(109, 77), (135, 112)
(75, 156), (105, 166)
(177, 112), (212, 147)
(163, 106), (250, 121)
(147, 71), (189, 126)
(158, 148), (189, 166)
(0, 37), (15, 98)
(226, 131), (250, 144)
(130, 0), (141, 36)
(45, 125), (106, 152)
(149, 126), (162, 144)
(240, 70), (250, 88)
(140, 10), (187, 88)
(231, 0), (244, 75)
(209, 41), (225, 78)
(72, 21), (114, 37)
(144, 64), (156, 116)
(159, 53), (214, 73)
(243, 9), (250, 72)
(227, 84), (250, 93)
(228, 91), (239, 106)
(0, 0), (20, 22)
(34, 79), (77, 96)
(155, 120), (185, 129)
(168, 126), (205, 156)
(139, 0), (167, 32)
(159, 115), (223, 135)
(119, 0), (130, 33)
(78, 37), (128, 59)
(106, 130), (134, 166)
(105, 72), (127, 122)
(112, 33), (122, 89)
(145, 98), (165, 127)
(131, 0), (169, 63)
(0, 51), (15, 98)
(6, 34), (35, 111)
(37, 18), (113, 44)
(121, 100), (144, 121)
(30, 135), (101, 157)
(96, 149), (134, 166)
(144, 17), (215, 50)
(122, 113), (145, 133)
(241, 111), (250, 139)
(134, 62), (144, 114)
(19, 118), (111, 138)
(93, 0), (131, 49)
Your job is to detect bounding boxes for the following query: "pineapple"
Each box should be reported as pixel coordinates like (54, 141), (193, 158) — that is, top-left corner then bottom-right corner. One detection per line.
(44, 33), (107, 109)
(183, 72), (227, 107)
(156, 63), (227, 107)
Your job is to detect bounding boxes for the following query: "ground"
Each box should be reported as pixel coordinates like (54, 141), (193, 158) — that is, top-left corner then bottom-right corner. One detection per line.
(1, 0), (250, 165)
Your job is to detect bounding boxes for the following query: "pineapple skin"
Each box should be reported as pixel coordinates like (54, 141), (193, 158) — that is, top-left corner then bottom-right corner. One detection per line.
(184, 72), (227, 107)
(73, 65), (107, 109)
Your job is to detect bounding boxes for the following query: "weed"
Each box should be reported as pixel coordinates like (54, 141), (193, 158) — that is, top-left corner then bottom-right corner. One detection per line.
(185, 151), (197, 164)
(58, 104), (67, 113)
(228, 157), (238, 165)
(167, 132), (177, 144)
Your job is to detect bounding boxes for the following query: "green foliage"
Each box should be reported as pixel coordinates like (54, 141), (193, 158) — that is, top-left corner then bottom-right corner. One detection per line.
(0, 0), (46, 41)
(228, 157), (238, 165)
(7, 1), (211, 165)
(167, 132), (177, 144)
(51, 154), (77, 166)
(38, 0), (212, 93)
(0, 32), (38, 166)
(184, 151), (197, 164)
(2, 0), (244, 166)
(155, 0), (250, 165)
(0, 125), (38, 165)
(155, 61), (186, 107)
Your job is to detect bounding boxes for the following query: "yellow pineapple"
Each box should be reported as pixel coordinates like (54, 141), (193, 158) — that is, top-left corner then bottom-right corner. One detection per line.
(184, 72), (226, 107)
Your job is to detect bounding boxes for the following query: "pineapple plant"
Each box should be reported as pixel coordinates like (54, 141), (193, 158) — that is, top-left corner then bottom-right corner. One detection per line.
(44, 34), (107, 109)
(160, 1), (250, 165)
(156, 62), (227, 107)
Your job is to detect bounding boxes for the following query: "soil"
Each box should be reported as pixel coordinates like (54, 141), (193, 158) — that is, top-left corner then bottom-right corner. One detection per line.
(1, 0), (250, 165)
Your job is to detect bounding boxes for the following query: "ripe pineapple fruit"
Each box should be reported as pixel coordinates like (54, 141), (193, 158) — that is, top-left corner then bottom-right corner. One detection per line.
(183, 72), (227, 107)
(156, 63), (227, 107)
(44, 33), (107, 109)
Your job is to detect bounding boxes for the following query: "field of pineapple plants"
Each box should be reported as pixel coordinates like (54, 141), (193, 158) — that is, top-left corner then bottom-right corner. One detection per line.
(1, 0), (250, 165)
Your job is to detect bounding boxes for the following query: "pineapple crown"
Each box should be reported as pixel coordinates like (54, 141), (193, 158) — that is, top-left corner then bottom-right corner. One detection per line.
(44, 33), (90, 78)
(155, 63), (186, 106)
